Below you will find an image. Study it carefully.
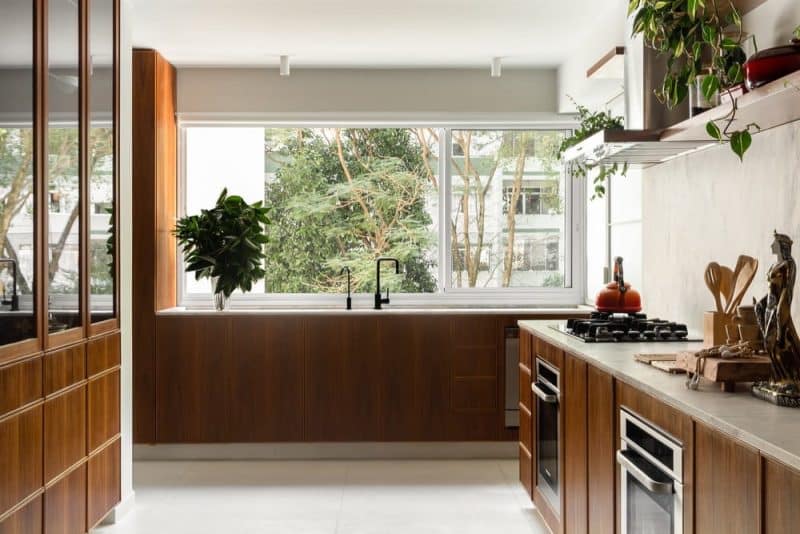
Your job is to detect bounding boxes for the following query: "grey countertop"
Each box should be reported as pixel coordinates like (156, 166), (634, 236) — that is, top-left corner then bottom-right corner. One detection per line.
(158, 306), (594, 317)
(519, 319), (800, 472)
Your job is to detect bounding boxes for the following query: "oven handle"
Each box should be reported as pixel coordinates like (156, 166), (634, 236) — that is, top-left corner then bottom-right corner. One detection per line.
(531, 382), (558, 404)
(616, 450), (674, 495)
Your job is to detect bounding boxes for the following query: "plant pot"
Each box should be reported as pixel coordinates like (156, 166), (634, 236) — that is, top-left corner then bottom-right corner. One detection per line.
(210, 277), (229, 311)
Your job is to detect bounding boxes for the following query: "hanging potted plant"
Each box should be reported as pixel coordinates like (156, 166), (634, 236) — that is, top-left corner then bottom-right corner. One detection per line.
(629, 0), (760, 160)
(174, 188), (270, 310)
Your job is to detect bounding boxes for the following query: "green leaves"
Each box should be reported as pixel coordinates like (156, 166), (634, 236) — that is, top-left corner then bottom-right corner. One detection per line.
(174, 187), (271, 298)
(729, 130), (752, 161)
(706, 121), (722, 141)
(794, 25), (800, 40)
(701, 24), (717, 44)
(701, 74), (720, 101)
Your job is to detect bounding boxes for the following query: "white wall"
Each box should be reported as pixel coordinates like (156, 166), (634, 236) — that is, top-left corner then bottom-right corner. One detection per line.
(744, 0), (800, 49)
(177, 67), (559, 115)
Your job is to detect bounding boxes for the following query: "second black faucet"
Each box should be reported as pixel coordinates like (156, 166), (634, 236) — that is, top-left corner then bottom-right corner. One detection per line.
(374, 257), (400, 310)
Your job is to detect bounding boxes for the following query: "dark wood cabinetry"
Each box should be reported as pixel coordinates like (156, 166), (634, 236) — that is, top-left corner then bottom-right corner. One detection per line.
(586, 365), (614, 534)
(43, 387), (86, 484)
(87, 438), (121, 530)
(0, 406), (43, 518)
(563, 354), (587, 534)
(44, 464), (86, 534)
(764, 457), (800, 533)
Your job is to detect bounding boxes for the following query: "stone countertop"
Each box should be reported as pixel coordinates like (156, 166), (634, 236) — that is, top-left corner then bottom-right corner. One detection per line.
(519, 319), (800, 472)
(158, 306), (594, 317)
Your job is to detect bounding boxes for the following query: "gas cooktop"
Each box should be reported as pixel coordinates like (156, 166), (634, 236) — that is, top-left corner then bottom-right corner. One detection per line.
(553, 312), (702, 343)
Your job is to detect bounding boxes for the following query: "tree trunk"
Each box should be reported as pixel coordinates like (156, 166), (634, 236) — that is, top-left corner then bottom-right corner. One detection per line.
(502, 148), (527, 287)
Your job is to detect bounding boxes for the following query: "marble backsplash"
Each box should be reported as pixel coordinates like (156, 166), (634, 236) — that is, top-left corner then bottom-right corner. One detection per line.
(642, 121), (800, 332)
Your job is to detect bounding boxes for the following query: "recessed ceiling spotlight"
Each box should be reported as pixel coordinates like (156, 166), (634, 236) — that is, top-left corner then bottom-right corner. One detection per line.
(491, 57), (502, 78)
(280, 55), (290, 77)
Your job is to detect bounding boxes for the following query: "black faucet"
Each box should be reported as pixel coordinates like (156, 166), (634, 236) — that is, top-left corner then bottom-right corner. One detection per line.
(340, 267), (352, 310)
(374, 257), (400, 310)
(0, 258), (19, 311)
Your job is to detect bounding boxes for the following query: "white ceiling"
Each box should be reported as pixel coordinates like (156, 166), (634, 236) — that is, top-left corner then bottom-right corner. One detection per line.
(131, 0), (622, 69)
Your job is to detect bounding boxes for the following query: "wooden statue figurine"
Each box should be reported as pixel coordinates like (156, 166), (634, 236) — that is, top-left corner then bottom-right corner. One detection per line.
(753, 231), (800, 406)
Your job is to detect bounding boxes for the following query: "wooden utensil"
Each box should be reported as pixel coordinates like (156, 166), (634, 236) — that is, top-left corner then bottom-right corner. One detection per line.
(725, 256), (759, 316)
(719, 265), (734, 311)
(704, 262), (724, 313)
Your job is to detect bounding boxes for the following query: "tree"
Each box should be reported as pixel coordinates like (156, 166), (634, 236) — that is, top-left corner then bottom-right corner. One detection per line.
(262, 128), (437, 293)
(0, 128), (34, 292)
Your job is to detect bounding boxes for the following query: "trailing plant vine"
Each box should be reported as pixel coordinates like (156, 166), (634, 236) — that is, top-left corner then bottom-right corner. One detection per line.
(629, 0), (759, 160)
(557, 98), (627, 199)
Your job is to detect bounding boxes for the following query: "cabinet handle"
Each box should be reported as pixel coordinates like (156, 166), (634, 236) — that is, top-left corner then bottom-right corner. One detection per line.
(531, 382), (558, 404)
(616, 449), (673, 495)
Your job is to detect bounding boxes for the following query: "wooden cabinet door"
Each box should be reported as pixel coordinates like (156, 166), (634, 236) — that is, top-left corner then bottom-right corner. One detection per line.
(0, 406), (43, 518)
(306, 317), (381, 441)
(0, 495), (42, 534)
(87, 439), (120, 530)
(587, 365), (615, 534)
(44, 464), (86, 534)
(563, 353), (587, 534)
(764, 457), (800, 534)
(694, 422), (760, 534)
(518, 331), (534, 497)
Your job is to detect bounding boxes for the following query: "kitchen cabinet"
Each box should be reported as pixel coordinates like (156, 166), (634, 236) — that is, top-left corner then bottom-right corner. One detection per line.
(518, 330), (533, 497)
(44, 464), (86, 534)
(0, 496), (42, 534)
(87, 438), (121, 530)
(0, 405), (43, 518)
(586, 365), (614, 534)
(694, 422), (760, 534)
(763, 457), (800, 533)
(562, 354), (588, 534)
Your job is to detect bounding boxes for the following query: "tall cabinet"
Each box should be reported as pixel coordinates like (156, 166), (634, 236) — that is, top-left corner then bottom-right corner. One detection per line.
(0, 0), (121, 532)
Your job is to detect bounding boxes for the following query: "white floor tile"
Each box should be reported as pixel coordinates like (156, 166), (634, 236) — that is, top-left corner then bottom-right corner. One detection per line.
(93, 460), (549, 534)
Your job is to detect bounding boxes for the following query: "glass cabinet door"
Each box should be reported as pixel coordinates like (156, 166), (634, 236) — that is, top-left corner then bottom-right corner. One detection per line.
(0, 0), (37, 346)
(47, 0), (81, 333)
(89, 0), (116, 323)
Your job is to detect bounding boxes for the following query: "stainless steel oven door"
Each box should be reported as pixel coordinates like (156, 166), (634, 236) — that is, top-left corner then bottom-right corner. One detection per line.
(532, 358), (560, 515)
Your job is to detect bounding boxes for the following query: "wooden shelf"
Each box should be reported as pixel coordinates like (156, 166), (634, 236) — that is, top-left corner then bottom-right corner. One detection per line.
(564, 70), (800, 168)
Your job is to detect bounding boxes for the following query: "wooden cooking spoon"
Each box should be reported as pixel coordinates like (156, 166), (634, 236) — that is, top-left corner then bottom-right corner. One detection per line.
(704, 262), (724, 313)
(725, 256), (759, 316)
(719, 265), (734, 312)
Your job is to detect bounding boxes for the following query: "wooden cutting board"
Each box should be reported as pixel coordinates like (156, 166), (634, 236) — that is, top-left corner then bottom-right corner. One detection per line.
(676, 351), (771, 392)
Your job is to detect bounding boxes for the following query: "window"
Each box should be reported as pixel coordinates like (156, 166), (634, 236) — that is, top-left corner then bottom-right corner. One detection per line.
(180, 125), (581, 306)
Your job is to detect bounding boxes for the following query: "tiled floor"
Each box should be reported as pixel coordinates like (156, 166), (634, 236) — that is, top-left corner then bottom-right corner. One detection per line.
(94, 460), (548, 534)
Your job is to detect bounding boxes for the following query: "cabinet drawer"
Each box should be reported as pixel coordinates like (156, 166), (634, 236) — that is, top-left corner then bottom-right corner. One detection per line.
(87, 333), (120, 377)
(44, 463), (86, 534)
(519, 443), (532, 498)
(44, 344), (85, 396)
(534, 338), (563, 370)
(87, 439), (121, 529)
(0, 405), (43, 517)
(0, 357), (42, 418)
(519, 364), (531, 410)
(44, 387), (86, 484)
(88, 370), (120, 452)
(0, 495), (42, 534)
(519, 403), (532, 453)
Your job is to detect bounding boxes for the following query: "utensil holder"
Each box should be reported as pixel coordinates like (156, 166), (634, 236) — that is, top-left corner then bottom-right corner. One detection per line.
(704, 311), (735, 348)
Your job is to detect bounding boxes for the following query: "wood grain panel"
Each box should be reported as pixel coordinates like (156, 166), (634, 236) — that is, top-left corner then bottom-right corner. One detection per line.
(450, 317), (497, 347)
(86, 333), (120, 377)
(519, 403), (532, 453)
(44, 464), (86, 534)
(87, 439), (120, 529)
(43, 388), (86, 484)
(519, 443), (532, 498)
(0, 495), (42, 534)
(226, 317), (304, 442)
(0, 357), (42, 418)
(451, 377), (496, 413)
(132, 48), (176, 444)
(587, 365), (614, 534)
(694, 422), (760, 534)
(534, 338), (563, 370)
(43, 345), (84, 396)
(519, 363), (531, 412)
(519, 329), (531, 367)
(0, 406), (43, 517)
(451, 346), (496, 377)
(764, 456), (800, 534)
(155, 316), (230, 442)
(563, 354), (587, 534)
(88, 371), (120, 452)
(305, 317), (381, 441)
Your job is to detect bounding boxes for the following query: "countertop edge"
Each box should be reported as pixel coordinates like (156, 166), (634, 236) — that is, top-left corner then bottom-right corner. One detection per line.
(157, 307), (595, 317)
(519, 319), (800, 472)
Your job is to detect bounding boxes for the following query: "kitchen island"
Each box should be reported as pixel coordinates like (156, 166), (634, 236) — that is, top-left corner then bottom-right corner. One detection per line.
(519, 319), (800, 534)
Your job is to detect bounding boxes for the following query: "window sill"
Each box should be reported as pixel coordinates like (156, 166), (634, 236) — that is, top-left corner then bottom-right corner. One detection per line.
(157, 305), (594, 317)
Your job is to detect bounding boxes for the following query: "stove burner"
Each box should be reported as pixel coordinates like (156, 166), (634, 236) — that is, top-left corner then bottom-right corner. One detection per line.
(560, 312), (697, 343)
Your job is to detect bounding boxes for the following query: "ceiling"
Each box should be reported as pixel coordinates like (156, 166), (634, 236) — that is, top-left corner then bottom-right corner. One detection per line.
(130, 0), (624, 69)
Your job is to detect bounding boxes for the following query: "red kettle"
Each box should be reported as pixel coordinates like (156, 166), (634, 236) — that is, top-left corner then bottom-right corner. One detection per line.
(595, 256), (642, 313)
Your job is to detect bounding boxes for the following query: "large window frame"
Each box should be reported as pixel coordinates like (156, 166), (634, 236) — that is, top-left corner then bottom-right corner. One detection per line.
(177, 118), (585, 308)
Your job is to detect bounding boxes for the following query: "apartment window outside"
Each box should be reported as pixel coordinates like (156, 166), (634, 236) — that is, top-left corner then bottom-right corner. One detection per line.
(179, 125), (580, 305)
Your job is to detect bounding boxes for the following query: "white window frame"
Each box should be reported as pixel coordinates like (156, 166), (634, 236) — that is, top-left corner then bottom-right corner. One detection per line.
(176, 116), (584, 309)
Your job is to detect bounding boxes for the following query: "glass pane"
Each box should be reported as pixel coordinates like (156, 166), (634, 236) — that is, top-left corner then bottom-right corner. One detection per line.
(0, 0), (36, 345)
(182, 127), (440, 296)
(89, 0), (115, 323)
(450, 130), (567, 289)
(586, 172), (608, 301)
(627, 474), (674, 533)
(48, 0), (81, 332)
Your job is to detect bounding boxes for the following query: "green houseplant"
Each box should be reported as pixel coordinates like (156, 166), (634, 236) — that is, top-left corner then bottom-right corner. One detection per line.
(557, 99), (627, 199)
(174, 188), (270, 310)
(629, 0), (759, 160)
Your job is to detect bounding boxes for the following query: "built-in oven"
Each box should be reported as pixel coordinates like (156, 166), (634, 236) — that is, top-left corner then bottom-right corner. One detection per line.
(617, 407), (684, 534)
(532, 357), (560, 515)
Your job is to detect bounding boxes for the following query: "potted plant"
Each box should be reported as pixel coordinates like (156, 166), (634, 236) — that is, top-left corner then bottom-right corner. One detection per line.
(557, 99), (627, 198)
(629, 0), (759, 160)
(174, 188), (270, 310)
